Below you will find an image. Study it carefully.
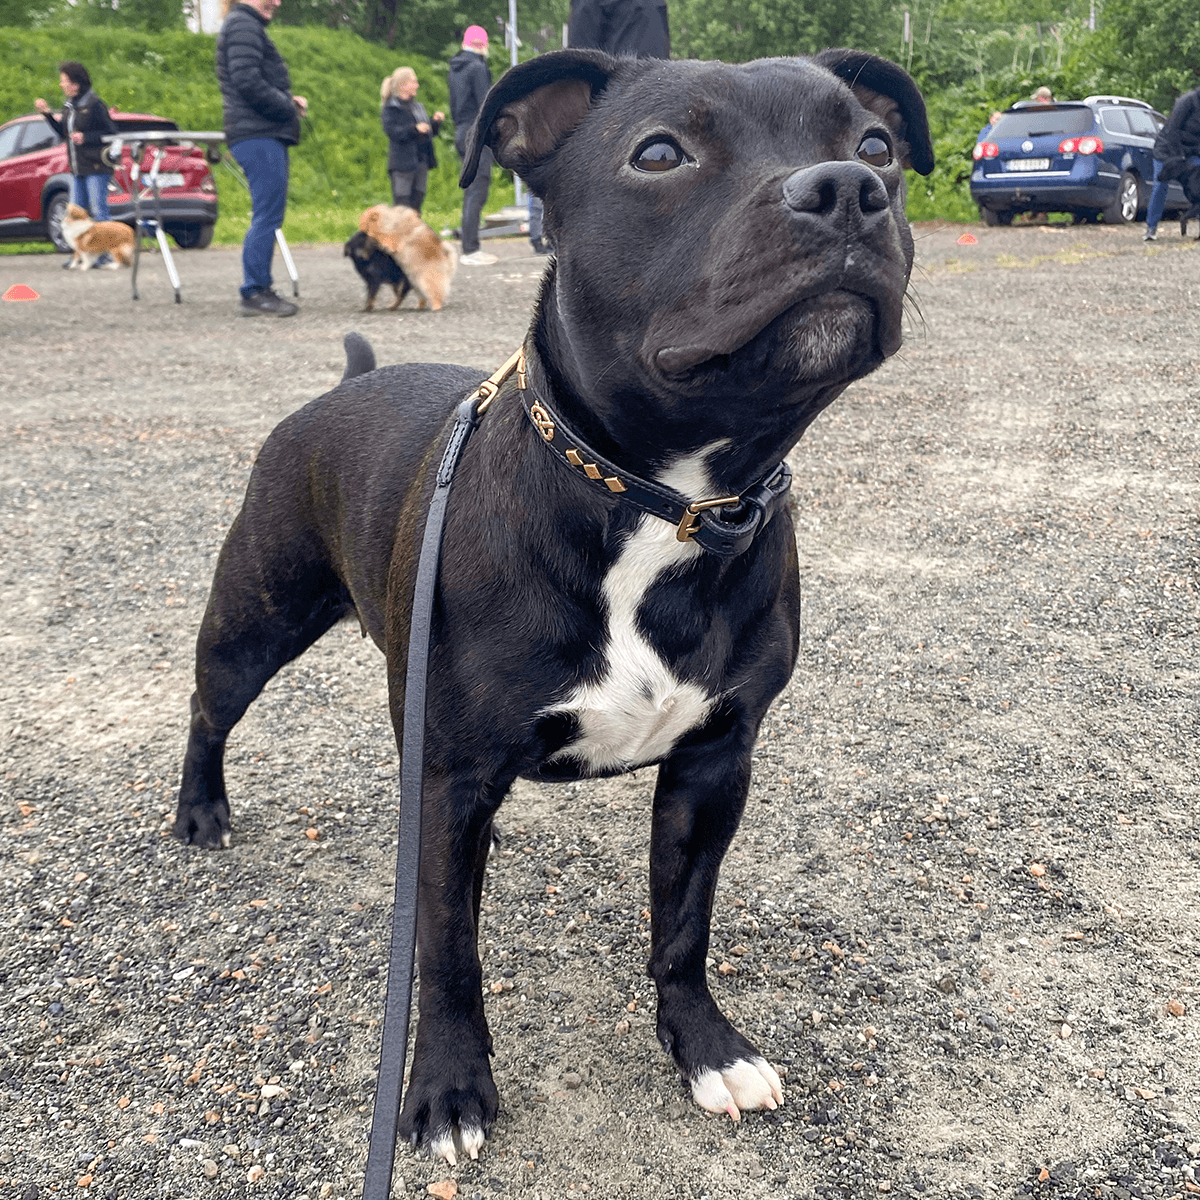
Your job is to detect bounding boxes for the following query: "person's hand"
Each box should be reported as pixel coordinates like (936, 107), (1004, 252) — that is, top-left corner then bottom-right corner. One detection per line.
(71, 131), (84, 145)
(416, 122), (430, 134)
(34, 97), (50, 113)
(293, 95), (308, 116)
(433, 110), (445, 122)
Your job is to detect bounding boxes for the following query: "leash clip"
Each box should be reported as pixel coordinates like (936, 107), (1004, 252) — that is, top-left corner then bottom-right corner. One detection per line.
(675, 494), (741, 543)
(474, 346), (527, 416)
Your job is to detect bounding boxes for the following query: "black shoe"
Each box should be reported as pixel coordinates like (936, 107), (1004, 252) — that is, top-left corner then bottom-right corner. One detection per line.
(531, 237), (553, 256)
(241, 288), (298, 317)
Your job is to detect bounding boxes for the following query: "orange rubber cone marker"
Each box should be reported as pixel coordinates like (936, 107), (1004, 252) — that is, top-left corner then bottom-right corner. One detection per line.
(3, 284), (40, 301)
(956, 233), (978, 245)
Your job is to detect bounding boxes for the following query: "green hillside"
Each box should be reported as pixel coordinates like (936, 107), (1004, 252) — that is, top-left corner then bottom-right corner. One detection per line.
(1, 25), (515, 248)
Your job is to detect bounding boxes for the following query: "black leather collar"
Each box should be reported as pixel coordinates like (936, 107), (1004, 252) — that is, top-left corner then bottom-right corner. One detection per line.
(518, 385), (792, 559)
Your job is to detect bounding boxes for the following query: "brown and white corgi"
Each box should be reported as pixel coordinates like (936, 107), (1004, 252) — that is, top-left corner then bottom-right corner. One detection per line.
(62, 203), (135, 270)
(358, 205), (457, 310)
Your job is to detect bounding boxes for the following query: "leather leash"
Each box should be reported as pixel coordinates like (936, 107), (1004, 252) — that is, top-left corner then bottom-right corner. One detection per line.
(362, 346), (524, 1200)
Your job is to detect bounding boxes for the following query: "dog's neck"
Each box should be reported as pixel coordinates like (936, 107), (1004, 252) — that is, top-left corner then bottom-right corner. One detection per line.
(515, 336), (792, 560)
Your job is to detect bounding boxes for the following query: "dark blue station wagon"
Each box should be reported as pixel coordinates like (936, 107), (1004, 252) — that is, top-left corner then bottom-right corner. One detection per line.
(970, 95), (1188, 225)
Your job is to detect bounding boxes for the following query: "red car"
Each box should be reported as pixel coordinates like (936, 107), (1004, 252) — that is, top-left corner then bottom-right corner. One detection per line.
(0, 110), (219, 251)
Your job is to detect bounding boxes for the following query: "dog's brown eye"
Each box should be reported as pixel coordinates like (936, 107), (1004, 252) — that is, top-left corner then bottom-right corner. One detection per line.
(633, 139), (685, 172)
(856, 135), (892, 168)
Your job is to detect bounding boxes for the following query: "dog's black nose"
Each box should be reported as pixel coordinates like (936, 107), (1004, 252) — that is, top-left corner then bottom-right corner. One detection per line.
(781, 161), (890, 219)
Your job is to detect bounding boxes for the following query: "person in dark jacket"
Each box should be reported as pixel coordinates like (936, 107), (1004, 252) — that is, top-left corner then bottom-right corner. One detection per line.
(448, 25), (497, 265)
(381, 67), (443, 213)
(217, 0), (308, 316)
(1144, 85), (1200, 240)
(568, 0), (670, 57)
(35, 62), (117, 224)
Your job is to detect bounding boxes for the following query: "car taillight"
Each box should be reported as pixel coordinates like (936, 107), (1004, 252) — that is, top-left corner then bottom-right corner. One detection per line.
(973, 141), (999, 161)
(1060, 136), (1104, 155)
(200, 175), (216, 193)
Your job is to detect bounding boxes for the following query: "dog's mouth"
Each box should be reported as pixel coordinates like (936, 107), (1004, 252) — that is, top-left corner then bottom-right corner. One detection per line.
(654, 289), (884, 383)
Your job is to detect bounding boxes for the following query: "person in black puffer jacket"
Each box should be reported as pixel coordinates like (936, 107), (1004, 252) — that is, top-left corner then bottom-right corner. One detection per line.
(35, 61), (117, 226)
(1144, 85), (1200, 241)
(380, 67), (443, 213)
(217, 0), (307, 316)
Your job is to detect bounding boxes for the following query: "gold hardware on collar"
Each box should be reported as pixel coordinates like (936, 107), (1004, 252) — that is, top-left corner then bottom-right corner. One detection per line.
(675, 494), (740, 542)
(475, 346), (526, 415)
(564, 448), (626, 493)
(529, 402), (555, 441)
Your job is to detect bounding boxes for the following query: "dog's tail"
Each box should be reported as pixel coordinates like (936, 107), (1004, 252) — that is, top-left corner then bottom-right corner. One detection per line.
(341, 331), (377, 382)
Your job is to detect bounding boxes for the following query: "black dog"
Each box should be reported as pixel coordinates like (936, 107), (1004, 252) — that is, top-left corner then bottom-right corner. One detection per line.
(344, 229), (412, 311)
(175, 48), (933, 1163)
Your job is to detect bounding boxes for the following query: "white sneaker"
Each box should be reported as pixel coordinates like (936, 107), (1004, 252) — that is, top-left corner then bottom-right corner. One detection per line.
(460, 250), (498, 265)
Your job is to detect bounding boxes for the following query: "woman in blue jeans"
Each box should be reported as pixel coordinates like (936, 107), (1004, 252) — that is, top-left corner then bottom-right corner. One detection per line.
(217, 0), (308, 316)
(35, 61), (117, 265)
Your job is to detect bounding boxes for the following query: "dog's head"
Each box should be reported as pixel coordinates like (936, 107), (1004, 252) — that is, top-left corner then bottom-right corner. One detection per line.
(345, 230), (378, 262)
(65, 203), (91, 223)
(462, 50), (933, 469)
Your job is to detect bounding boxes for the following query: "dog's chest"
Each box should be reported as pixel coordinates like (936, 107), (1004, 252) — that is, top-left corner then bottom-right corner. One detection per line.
(540, 449), (722, 772)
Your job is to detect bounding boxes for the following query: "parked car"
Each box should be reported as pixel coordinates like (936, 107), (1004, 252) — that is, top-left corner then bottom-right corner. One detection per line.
(970, 95), (1188, 226)
(0, 110), (218, 251)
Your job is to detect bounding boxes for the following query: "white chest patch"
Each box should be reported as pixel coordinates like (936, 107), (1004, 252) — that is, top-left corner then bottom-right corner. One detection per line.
(542, 442), (729, 772)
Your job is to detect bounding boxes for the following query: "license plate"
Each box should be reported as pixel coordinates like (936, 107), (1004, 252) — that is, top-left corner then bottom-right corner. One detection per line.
(1005, 158), (1051, 172)
(147, 172), (185, 189)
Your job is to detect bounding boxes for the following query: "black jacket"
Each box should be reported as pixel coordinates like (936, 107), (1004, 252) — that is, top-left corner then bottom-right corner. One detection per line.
(448, 50), (492, 154)
(568, 0), (670, 57)
(382, 97), (440, 172)
(42, 88), (116, 177)
(217, 3), (300, 148)
(1154, 87), (1200, 164)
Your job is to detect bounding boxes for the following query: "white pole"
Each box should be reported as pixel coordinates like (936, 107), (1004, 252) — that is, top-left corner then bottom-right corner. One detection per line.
(509, 0), (524, 206)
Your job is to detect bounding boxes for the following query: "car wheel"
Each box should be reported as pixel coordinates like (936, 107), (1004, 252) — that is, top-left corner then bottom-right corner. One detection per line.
(1104, 172), (1140, 224)
(44, 191), (71, 252)
(167, 223), (215, 250)
(980, 207), (1013, 227)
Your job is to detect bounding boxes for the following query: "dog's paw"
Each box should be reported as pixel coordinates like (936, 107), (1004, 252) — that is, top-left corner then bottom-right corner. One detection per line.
(656, 993), (783, 1122)
(399, 1038), (498, 1164)
(172, 797), (232, 848)
(690, 1057), (784, 1121)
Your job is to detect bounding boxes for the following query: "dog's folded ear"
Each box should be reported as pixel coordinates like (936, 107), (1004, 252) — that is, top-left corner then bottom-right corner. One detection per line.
(811, 49), (934, 176)
(461, 49), (619, 191)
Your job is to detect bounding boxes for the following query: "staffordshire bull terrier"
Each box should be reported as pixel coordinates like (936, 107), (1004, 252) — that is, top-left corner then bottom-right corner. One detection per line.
(173, 47), (933, 1164)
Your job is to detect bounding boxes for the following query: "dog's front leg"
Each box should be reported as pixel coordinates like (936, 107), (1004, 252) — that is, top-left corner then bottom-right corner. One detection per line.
(398, 772), (500, 1164)
(649, 731), (784, 1120)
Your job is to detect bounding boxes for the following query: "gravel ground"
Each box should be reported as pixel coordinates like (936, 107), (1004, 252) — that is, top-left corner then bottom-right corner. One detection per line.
(1, 222), (1198, 1200)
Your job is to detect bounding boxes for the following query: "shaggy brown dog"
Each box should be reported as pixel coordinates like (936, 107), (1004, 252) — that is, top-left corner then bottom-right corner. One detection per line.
(358, 204), (457, 311)
(61, 203), (135, 270)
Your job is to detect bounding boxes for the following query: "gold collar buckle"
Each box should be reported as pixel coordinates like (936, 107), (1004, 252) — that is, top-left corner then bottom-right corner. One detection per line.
(675, 494), (741, 543)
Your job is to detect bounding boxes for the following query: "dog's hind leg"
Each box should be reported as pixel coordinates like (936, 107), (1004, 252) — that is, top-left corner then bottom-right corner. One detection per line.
(648, 731), (785, 1120)
(174, 512), (353, 848)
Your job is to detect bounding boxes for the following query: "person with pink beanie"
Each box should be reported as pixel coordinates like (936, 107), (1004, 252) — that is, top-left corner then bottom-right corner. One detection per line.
(448, 25), (497, 265)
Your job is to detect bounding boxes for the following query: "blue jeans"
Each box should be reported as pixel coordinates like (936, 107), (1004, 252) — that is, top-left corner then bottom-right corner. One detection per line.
(231, 137), (289, 297)
(72, 173), (111, 221)
(1147, 155), (1200, 230)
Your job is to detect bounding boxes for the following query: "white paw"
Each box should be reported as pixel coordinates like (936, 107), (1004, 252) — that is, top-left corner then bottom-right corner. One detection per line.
(690, 1057), (784, 1121)
(429, 1124), (485, 1165)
